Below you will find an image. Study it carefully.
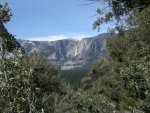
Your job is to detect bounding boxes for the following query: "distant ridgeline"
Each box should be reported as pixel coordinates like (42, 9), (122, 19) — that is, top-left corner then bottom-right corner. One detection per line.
(18, 33), (113, 71)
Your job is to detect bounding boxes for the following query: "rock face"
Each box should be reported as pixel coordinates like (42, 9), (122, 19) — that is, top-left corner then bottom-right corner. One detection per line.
(18, 33), (112, 70)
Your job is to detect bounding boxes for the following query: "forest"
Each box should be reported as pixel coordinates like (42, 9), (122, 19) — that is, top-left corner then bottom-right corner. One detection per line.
(0, 0), (150, 113)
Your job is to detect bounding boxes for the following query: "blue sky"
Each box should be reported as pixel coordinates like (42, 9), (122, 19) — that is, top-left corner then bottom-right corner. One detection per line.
(2, 0), (110, 41)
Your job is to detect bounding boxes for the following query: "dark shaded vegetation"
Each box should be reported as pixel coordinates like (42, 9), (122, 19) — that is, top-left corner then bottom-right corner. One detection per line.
(60, 67), (89, 89)
(0, 1), (150, 113)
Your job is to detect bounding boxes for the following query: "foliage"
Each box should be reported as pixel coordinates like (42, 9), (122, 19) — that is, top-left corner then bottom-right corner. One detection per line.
(54, 89), (115, 113)
(91, 0), (150, 31)
(0, 3), (30, 112)
(0, 50), (31, 113)
(60, 67), (89, 89)
(0, 1), (150, 113)
(0, 3), (68, 112)
(0, 3), (12, 23)
(85, 6), (150, 113)
(27, 52), (67, 112)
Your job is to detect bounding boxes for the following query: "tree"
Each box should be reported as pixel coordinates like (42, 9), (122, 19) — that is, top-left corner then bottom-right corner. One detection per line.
(0, 3), (33, 112)
(90, 0), (150, 31)
(0, 3), (71, 112)
(27, 52), (68, 112)
(85, 5), (150, 113)
(0, 3), (12, 23)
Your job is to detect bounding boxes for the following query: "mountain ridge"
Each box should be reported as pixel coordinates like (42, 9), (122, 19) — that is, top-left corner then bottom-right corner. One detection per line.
(18, 33), (112, 70)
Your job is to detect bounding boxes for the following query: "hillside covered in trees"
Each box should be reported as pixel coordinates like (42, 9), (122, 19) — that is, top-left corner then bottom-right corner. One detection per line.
(0, 0), (150, 113)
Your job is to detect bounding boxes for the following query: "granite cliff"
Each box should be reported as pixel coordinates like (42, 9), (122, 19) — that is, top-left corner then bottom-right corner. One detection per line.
(18, 33), (112, 70)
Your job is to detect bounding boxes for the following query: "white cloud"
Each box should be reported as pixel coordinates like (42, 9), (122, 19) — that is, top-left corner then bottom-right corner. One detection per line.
(26, 34), (91, 41)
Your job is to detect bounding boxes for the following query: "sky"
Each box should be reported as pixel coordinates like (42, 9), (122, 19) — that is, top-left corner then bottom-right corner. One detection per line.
(1, 0), (110, 41)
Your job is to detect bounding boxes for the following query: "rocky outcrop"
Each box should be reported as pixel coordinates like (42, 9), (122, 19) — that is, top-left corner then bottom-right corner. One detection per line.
(18, 33), (112, 70)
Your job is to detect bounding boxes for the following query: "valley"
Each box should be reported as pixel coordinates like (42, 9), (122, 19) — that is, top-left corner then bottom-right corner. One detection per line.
(18, 33), (112, 70)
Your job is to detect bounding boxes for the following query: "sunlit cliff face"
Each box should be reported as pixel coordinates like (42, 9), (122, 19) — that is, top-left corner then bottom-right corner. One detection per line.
(19, 33), (112, 70)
